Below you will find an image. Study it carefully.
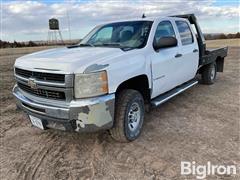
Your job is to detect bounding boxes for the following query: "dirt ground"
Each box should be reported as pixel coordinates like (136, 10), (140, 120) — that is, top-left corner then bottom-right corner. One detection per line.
(0, 40), (239, 180)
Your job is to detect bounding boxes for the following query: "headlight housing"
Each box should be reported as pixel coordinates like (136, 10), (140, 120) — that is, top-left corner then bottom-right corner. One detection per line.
(74, 71), (108, 98)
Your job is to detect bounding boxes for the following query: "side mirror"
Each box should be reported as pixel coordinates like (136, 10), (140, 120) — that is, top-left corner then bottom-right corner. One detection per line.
(153, 36), (177, 50)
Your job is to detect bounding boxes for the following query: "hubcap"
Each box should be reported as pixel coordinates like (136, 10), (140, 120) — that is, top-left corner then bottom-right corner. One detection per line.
(128, 102), (141, 132)
(210, 66), (216, 80)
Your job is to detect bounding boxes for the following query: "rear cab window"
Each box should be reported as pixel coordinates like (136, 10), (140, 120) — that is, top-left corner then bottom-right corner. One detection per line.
(175, 20), (194, 45)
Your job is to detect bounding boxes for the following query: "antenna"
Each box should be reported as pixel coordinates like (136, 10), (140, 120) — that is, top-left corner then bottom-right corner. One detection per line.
(142, 13), (146, 18)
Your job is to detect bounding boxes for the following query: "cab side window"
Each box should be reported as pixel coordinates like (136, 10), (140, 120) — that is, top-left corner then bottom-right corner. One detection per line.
(175, 21), (194, 45)
(154, 21), (176, 43)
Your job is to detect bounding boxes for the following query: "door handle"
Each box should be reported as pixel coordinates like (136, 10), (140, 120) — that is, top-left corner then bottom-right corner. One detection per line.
(193, 49), (198, 53)
(175, 53), (182, 58)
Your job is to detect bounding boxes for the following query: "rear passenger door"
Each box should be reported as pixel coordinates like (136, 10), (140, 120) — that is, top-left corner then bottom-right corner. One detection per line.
(174, 20), (199, 84)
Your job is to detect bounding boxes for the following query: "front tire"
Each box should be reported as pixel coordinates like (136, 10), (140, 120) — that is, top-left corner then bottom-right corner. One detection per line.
(110, 89), (144, 142)
(201, 62), (217, 85)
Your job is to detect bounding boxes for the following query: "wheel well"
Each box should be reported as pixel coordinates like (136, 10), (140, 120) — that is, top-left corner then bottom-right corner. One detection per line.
(116, 75), (151, 103)
(198, 56), (224, 74)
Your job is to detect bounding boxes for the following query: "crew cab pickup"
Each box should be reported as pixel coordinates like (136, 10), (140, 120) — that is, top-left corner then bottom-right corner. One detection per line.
(13, 14), (228, 142)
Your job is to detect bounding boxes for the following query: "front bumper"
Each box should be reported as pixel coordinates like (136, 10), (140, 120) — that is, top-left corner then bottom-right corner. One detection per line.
(13, 85), (115, 132)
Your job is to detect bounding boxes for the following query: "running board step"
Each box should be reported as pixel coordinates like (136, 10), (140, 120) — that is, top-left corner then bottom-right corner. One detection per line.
(151, 79), (198, 107)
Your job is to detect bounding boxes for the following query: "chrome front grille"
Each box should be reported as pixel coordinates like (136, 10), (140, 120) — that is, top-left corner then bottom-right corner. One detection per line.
(14, 67), (73, 102)
(18, 82), (66, 100)
(15, 68), (65, 83)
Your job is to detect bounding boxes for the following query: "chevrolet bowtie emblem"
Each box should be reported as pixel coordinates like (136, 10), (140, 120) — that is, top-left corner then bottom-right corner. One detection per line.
(28, 78), (37, 89)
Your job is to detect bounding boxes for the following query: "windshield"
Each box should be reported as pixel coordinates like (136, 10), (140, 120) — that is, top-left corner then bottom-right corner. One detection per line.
(80, 21), (153, 50)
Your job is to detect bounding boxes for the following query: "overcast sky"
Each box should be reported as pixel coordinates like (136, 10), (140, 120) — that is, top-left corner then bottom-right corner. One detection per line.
(1, 0), (239, 42)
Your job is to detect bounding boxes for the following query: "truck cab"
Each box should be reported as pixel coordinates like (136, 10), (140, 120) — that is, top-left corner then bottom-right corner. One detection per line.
(13, 14), (228, 142)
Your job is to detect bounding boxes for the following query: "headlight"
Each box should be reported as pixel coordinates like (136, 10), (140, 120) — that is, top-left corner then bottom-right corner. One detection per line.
(74, 71), (108, 98)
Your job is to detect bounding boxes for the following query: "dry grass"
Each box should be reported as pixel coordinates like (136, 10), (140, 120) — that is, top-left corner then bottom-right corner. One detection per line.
(0, 43), (239, 180)
(0, 46), (58, 56)
(206, 38), (240, 48)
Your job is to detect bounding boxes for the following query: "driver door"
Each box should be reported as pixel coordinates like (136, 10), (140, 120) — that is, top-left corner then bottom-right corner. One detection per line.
(150, 21), (180, 98)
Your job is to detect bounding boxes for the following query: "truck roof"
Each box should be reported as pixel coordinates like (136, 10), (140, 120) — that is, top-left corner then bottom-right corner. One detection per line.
(100, 16), (187, 25)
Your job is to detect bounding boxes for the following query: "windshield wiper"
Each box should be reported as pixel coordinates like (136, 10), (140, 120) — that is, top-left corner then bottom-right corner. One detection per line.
(67, 43), (94, 49)
(101, 43), (121, 47)
(101, 43), (137, 50)
(79, 43), (95, 47)
(96, 43), (136, 51)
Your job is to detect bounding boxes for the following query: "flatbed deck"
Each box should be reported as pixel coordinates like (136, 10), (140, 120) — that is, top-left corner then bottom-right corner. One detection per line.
(201, 47), (228, 68)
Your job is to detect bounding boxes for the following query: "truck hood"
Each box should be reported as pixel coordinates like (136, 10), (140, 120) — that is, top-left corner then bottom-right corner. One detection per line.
(15, 47), (125, 74)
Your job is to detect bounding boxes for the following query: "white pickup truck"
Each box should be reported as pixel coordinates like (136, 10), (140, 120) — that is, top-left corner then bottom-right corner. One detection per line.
(13, 14), (228, 142)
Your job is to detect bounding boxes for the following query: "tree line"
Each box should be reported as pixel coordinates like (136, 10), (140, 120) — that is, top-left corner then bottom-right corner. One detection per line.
(0, 40), (45, 48)
(0, 32), (239, 48)
(204, 32), (240, 40)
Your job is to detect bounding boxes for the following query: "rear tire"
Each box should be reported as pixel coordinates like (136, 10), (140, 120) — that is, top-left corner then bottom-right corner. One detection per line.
(110, 89), (144, 142)
(201, 62), (217, 85)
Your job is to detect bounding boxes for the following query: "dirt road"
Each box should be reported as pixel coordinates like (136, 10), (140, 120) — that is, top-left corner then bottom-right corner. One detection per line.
(0, 42), (239, 179)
